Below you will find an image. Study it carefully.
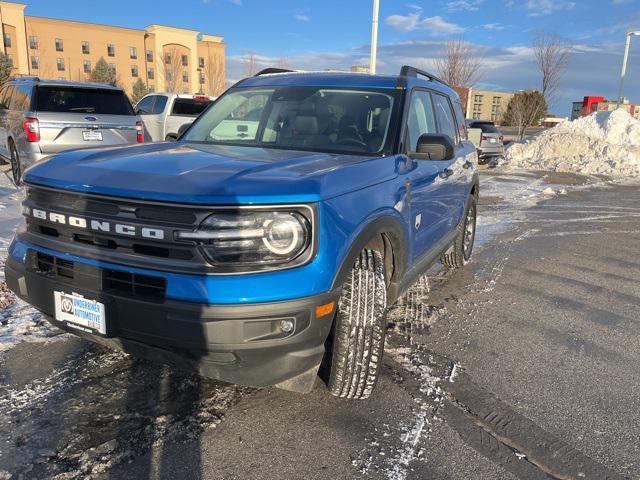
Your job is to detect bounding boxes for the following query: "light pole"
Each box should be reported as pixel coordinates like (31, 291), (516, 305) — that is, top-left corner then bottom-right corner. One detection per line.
(369, 0), (379, 74)
(617, 30), (640, 106)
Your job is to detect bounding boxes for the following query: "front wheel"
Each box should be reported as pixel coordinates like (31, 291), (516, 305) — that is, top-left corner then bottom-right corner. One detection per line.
(441, 195), (477, 268)
(326, 249), (387, 400)
(9, 140), (22, 186)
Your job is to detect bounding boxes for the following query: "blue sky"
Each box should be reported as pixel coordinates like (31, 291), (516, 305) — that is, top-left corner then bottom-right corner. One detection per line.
(24, 0), (640, 115)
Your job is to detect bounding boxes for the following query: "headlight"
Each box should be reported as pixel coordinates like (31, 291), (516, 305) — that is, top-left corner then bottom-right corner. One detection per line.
(176, 207), (314, 272)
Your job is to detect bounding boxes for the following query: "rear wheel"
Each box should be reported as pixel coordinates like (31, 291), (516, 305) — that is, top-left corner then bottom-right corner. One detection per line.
(326, 249), (387, 400)
(9, 140), (21, 187)
(441, 195), (477, 268)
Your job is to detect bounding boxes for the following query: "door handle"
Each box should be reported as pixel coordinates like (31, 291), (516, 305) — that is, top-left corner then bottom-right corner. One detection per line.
(463, 160), (473, 169)
(439, 168), (454, 179)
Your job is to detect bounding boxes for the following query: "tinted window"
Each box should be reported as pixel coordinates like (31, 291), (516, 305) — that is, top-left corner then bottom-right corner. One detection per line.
(469, 122), (499, 133)
(406, 90), (437, 152)
(152, 95), (168, 114)
(171, 98), (211, 117)
(136, 95), (154, 114)
(12, 84), (32, 111)
(35, 86), (134, 115)
(433, 93), (458, 143)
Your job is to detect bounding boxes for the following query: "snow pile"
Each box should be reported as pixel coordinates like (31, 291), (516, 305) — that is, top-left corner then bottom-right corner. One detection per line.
(505, 109), (640, 176)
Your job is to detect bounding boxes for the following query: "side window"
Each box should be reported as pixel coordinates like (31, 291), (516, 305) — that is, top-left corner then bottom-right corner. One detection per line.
(433, 93), (459, 144)
(13, 85), (32, 111)
(405, 90), (436, 152)
(152, 95), (168, 114)
(2, 86), (16, 110)
(452, 100), (467, 140)
(135, 95), (155, 114)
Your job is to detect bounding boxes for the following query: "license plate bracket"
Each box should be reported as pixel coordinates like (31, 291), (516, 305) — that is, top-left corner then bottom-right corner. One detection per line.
(82, 130), (103, 141)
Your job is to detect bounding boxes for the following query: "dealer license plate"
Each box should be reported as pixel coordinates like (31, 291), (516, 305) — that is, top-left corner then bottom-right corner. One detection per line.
(82, 130), (103, 141)
(54, 291), (106, 334)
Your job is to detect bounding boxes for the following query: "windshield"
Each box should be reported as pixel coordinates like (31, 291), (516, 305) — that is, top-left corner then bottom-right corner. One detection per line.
(35, 86), (134, 115)
(183, 86), (397, 155)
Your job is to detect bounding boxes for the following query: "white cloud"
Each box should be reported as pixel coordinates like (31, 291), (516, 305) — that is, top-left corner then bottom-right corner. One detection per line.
(446, 0), (483, 11)
(420, 16), (465, 35)
(526, 0), (576, 16)
(386, 12), (421, 32)
(386, 11), (463, 35)
(482, 23), (505, 31)
(293, 13), (310, 22)
(228, 0), (242, 5)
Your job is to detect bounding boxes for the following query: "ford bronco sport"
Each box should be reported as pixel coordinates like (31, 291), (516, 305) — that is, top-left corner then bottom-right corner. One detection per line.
(5, 66), (478, 399)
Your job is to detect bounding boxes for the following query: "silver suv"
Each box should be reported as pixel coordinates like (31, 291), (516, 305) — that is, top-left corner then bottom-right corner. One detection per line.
(0, 77), (143, 185)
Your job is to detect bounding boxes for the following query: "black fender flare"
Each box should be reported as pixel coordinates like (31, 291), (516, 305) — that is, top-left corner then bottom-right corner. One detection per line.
(331, 214), (409, 293)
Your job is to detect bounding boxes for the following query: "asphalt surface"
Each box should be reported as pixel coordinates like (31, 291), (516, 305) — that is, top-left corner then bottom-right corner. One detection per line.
(0, 169), (638, 479)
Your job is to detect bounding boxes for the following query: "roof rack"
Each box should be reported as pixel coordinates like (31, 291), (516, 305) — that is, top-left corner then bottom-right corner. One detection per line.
(399, 66), (448, 86)
(254, 68), (295, 77)
(9, 75), (40, 82)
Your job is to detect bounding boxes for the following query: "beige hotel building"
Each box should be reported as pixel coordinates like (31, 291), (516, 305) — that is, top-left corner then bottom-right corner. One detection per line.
(0, 1), (226, 97)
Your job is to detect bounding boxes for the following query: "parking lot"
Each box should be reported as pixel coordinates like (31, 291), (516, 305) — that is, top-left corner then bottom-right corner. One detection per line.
(1, 168), (637, 479)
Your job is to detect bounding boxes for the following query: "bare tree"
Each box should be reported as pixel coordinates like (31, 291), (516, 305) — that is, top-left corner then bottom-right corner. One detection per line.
(276, 57), (290, 70)
(533, 31), (571, 108)
(203, 53), (226, 97)
(160, 47), (184, 93)
(243, 52), (258, 77)
(434, 39), (483, 88)
(503, 90), (548, 140)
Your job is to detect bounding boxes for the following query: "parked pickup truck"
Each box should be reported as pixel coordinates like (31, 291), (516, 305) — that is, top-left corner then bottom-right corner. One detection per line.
(6, 66), (478, 400)
(135, 93), (212, 141)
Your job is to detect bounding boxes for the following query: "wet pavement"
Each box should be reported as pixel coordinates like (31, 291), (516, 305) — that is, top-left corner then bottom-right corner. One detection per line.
(0, 169), (638, 479)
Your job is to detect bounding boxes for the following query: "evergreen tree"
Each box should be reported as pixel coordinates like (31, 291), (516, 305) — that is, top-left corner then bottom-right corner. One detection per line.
(0, 53), (14, 86)
(131, 78), (148, 104)
(88, 57), (116, 85)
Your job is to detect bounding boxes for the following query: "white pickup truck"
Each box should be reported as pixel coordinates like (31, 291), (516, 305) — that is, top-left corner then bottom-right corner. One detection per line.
(135, 93), (213, 141)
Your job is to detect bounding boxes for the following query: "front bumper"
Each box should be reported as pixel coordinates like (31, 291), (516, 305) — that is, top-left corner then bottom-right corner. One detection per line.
(5, 252), (339, 389)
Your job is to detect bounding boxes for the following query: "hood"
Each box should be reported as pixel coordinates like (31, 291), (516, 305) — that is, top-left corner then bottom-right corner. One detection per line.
(23, 142), (398, 204)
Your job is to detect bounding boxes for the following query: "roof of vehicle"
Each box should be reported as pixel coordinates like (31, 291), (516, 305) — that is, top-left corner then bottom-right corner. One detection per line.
(141, 92), (214, 99)
(237, 67), (459, 99)
(9, 76), (123, 91)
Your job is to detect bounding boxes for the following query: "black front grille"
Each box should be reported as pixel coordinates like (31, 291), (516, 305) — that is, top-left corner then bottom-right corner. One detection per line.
(29, 251), (167, 302)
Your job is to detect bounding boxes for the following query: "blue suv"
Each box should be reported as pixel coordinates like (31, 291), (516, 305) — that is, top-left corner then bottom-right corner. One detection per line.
(5, 66), (478, 399)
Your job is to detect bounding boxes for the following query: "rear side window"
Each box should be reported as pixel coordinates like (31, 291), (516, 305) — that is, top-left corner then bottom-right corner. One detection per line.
(152, 95), (168, 114)
(171, 98), (211, 117)
(0, 85), (15, 109)
(34, 86), (134, 115)
(135, 95), (155, 114)
(432, 93), (458, 144)
(12, 84), (33, 111)
(406, 90), (437, 152)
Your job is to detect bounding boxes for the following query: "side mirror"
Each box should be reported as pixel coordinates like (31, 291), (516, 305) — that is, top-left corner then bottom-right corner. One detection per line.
(410, 133), (455, 161)
(178, 123), (190, 136)
(165, 133), (179, 141)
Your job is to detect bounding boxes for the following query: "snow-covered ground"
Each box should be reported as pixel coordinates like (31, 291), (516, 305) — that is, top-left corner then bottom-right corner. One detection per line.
(504, 109), (640, 176)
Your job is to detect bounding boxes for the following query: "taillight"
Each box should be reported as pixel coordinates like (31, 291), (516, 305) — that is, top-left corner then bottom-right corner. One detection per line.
(481, 135), (488, 141)
(499, 136), (504, 142)
(23, 117), (40, 142)
(136, 120), (144, 143)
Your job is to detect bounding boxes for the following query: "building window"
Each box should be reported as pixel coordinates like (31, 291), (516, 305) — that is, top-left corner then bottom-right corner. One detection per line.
(6, 54), (12, 66)
(493, 96), (501, 105)
(181, 55), (188, 66)
(108, 63), (116, 74)
(164, 52), (171, 64)
(131, 65), (138, 77)
(148, 85), (155, 93)
(83, 60), (91, 73)
(473, 103), (482, 112)
(31, 56), (39, 70)
(147, 67), (154, 80)
(472, 113), (481, 120)
(55, 38), (63, 52)
(130, 47), (137, 59)
(82, 41), (90, 54)
(3, 33), (11, 48)
(199, 71), (205, 83)
(198, 57), (205, 68)
(182, 71), (189, 83)
(146, 50), (153, 62)
(107, 44), (115, 57)
(166, 71), (172, 81)
(56, 58), (65, 71)
(29, 36), (38, 50)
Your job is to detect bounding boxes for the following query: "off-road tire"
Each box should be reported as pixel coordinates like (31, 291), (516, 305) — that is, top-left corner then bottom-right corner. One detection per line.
(441, 195), (477, 269)
(9, 140), (21, 187)
(327, 249), (387, 400)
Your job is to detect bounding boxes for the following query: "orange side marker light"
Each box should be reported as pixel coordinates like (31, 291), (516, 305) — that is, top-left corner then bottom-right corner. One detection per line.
(315, 301), (336, 319)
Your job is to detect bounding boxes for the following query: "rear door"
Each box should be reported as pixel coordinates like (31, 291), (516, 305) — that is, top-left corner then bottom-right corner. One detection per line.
(34, 85), (138, 154)
(165, 97), (211, 138)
